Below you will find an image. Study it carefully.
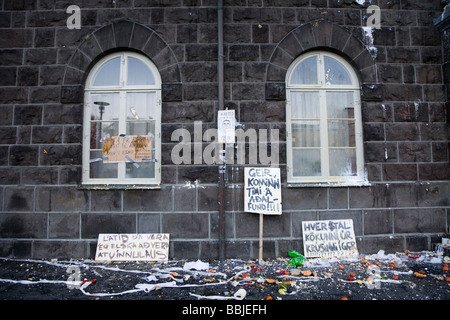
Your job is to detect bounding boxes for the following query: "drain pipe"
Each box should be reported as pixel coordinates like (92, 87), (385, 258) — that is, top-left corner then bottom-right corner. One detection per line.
(217, 0), (225, 261)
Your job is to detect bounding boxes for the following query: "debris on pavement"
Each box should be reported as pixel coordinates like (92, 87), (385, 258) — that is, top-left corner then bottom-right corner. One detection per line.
(287, 250), (305, 267)
(0, 248), (449, 300)
(183, 259), (210, 271)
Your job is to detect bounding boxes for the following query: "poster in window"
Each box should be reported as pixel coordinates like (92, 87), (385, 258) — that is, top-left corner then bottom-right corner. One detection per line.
(102, 135), (152, 163)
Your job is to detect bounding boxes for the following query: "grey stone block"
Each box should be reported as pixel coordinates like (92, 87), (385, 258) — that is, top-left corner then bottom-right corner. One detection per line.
(22, 167), (59, 185)
(81, 213), (136, 239)
(33, 241), (87, 259)
(9, 145), (39, 166)
(394, 208), (446, 234)
(39, 145), (81, 166)
(162, 213), (209, 239)
(0, 213), (47, 239)
(36, 187), (89, 212)
(91, 190), (122, 212)
(137, 213), (160, 233)
(123, 187), (172, 212)
(48, 213), (80, 239)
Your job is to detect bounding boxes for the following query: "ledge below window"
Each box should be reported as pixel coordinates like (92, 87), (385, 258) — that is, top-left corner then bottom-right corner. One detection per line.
(287, 181), (371, 188)
(78, 184), (161, 190)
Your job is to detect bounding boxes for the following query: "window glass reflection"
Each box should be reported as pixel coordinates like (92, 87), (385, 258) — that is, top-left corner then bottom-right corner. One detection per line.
(127, 57), (155, 86)
(324, 57), (352, 85)
(291, 56), (318, 85)
(92, 57), (121, 86)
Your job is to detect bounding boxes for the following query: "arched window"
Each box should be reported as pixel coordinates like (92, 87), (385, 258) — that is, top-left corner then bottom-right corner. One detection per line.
(286, 51), (366, 185)
(82, 52), (161, 186)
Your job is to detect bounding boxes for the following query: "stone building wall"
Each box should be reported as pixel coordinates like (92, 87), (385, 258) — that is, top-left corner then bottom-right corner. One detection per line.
(0, 0), (448, 259)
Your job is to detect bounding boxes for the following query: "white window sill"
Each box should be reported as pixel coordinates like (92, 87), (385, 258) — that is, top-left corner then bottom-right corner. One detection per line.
(78, 184), (161, 190)
(287, 181), (371, 188)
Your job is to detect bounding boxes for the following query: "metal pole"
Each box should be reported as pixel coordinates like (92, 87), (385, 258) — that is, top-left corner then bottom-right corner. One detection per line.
(217, 0), (225, 261)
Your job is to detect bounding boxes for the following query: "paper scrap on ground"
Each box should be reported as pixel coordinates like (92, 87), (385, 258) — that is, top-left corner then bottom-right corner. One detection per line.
(183, 259), (210, 271)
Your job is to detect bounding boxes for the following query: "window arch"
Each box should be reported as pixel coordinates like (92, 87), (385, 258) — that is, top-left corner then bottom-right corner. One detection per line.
(82, 52), (161, 186)
(286, 51), (366, 185)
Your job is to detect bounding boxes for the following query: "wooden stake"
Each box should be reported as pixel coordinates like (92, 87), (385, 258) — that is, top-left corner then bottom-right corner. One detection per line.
(259, 213), (263, 264)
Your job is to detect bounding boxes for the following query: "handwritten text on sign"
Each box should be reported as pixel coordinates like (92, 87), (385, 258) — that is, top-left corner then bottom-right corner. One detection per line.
(244, 167), (282, 215)
(95, 234), (169, 262)
(302, 219), (358, 258)
(102, 135), (152, 163)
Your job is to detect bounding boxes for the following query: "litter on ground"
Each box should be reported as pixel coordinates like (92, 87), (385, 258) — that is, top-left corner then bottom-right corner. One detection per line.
(0, 248), (449, 300)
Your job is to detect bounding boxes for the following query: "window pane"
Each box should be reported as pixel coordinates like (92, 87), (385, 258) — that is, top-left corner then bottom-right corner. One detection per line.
(328, 120), (356, 148)
(90, 121), (119, 149)
(292, 121), (320, 148)
(126, 162), (155, 179)
(89, 151), (118, 178)
(125, 92), (157, 178)
(126, 92), (157, 121)
(90, 93), (120, 150)
(126, 92), (157, 156)
(90, 93), (120, 121)
(290, 92), (320, 119)
(329, 149), (357, 176)
(127, 57), (155, 86)
(292, 149), (321, 176)
(326, 92), (354, 119)
(127, 122), (155, 137)
(324, 56), (352, 85)
(290, 56), (318, 85)
(92, 57), (120, 86)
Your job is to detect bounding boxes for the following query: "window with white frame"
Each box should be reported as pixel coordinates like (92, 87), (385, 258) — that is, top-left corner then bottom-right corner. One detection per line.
(286, 51), (366, 185)
(82, 52), (161, 186)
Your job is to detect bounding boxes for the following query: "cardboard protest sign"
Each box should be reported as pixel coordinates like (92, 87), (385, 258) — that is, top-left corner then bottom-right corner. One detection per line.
(102, 135), (152, 163)
(95, 233), (169, 262)
(244, 167), (282, 215)
(302, 219), (358, 258)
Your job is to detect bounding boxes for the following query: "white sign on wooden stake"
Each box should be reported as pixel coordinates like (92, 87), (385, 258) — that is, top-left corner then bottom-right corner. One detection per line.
(244, 167), (282, 215)
(244, 167), (282, 263)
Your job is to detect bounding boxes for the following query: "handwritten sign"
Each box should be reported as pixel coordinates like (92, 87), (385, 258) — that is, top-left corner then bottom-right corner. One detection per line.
(95, 233), (169, 262)
(244, 167), (282, 215)
(102, 135), (152, 163)
(218, 110), (235, 144)
(302, 219), (358, 258)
